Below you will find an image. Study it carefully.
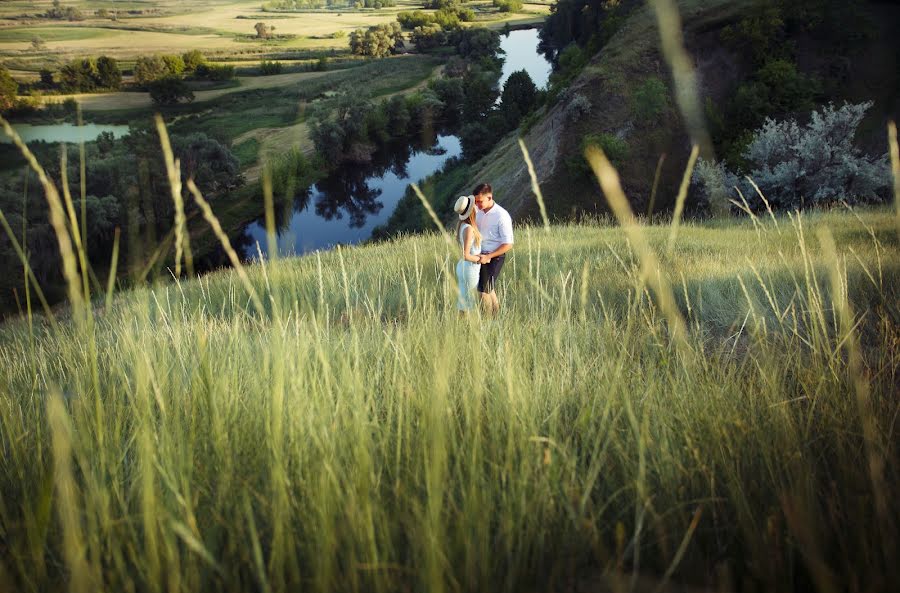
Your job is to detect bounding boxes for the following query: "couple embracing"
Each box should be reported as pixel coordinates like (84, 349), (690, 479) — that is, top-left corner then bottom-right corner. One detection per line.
(453, 183), (514, 316)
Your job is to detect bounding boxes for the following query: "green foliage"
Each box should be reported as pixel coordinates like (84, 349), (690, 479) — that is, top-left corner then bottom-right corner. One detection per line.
(148, 76), (194, 105)
(133, 55), (168, 86)
(456, 28), (503, 63)
(539, 0), (633, 62)
(569, 132), (627, 177)
(39, 69), (54, 87)
(96, 56), (122, 90)
(630, 77), (669, 123)
(726, 59), (818, 145)
(44, 0), (84, 21)
(412, 24), (448, 53)
(58, 57), (123, 93)
(499, 69), (538, 128)
(182, 50), (207, 72)
(314, 57), (329, 72)
(349, 23), (404, 58)
(0, 66), (17, 112)
(161, 54), (186, 77)
(430, 77), (465, 120)
(547, 43), (588, 93)
(260, 60), (284, 75)
(493, 0), (523, 13)
(267, 147), (319, 198)
(397, 11), (435, 30)
(195, 63), (236, 81)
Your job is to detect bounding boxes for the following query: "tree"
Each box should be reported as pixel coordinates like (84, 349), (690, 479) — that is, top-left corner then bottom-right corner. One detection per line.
(39, 69), (54, 87)
(493, 0), (523, 12)
(148, 76), (194, 105)
(134, 55), (168, 86)
(162, 55), (186, 76)
(456, 28), (503, 62)
(30, 36), (46, 51)
(96, 56), (122, 90)
(59, 58), (99, 93)
(0, 66), (18, 113)
(499, 70), (537, 127)
(255, 22), (275, 39)
(462, 68), (498, 120)
(182, 50), (206, 72)
(349, 23), (404, 58)
(172, 133), (242, 193)
(412, 24), (447, 52)
(195, 64), (235, 81)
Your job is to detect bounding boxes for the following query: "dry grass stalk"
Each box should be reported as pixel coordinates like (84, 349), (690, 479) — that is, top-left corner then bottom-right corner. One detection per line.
(518, 138), (550, 232)
(889, 121), (899, 238)
(155, 115), (193, 277)
(666, 144), (699, 253)
(585, 145), (689, 350)
(186, 179), (264, 313)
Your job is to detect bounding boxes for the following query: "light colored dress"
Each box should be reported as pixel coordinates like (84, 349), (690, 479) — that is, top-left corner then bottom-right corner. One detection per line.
(456, 223), (481, 311)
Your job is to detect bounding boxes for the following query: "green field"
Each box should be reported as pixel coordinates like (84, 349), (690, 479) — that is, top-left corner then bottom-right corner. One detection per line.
(0, 26), (120, 42)
(0, 203), (897, 591)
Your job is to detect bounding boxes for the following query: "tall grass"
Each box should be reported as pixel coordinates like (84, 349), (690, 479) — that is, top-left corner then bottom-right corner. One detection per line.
(0, 177), (897, 591)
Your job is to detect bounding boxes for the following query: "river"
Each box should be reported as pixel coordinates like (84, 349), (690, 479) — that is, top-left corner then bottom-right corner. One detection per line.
(236, 28), (551, 261)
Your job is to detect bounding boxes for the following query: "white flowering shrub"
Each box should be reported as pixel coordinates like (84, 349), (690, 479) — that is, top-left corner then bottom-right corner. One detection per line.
(693, 102), (891, 212)
(565, 93), (592, 121)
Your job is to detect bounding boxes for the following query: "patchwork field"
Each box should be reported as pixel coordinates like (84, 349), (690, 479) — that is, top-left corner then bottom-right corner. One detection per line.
(0, 0), (551, 70)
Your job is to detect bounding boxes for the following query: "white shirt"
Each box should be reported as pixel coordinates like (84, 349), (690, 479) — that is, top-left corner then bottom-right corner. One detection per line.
(475, 203), (514, 254)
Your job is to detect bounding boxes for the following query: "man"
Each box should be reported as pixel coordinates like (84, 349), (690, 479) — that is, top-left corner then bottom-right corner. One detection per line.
(473, 183), (513, 315)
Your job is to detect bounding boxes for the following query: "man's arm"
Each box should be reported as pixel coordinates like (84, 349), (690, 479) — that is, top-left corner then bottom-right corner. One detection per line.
(480, 243), (512, 263)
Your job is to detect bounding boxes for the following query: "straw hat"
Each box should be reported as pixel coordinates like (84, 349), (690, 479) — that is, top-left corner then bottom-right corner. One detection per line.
(454, 195), (476, 220)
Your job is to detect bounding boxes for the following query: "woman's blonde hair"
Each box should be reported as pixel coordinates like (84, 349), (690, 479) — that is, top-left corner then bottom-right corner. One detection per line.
(456, 209), (481, 248)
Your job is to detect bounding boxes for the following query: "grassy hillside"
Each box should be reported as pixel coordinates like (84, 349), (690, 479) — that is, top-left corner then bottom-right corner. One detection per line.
(1, 206), (897, 591)
(458, 0), (900, 223)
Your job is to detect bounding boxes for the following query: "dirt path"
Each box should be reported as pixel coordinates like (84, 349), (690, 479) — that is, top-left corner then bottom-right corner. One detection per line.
(44, 70), (335, 112)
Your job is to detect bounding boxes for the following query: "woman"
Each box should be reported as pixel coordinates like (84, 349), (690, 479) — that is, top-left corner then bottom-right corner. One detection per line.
(453, 195), (482, 313)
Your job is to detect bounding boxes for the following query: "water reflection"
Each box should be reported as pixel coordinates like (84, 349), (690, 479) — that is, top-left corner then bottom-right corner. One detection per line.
(499, 28), (553, 91)
(242, 133), (461, 259)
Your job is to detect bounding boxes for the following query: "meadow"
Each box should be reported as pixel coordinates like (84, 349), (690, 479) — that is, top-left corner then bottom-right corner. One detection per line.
(0, 0), (550, 72)
(0, 184), (897, 591)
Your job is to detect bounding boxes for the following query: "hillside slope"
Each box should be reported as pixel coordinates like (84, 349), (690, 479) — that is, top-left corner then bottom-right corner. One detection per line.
(466, 0), (900, 221)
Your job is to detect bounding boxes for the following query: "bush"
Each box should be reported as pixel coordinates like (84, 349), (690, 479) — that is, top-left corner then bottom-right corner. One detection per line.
(148, 76), (194, 105)
(493, 0), (523, 12)
(693, 102), (891, 211)
(0, 66), (17, 113)
(499, 70), (538, 128)
(349, 23), (404, 58)
(182, 50), (207, 72)
(195, 64), (236, 81)
(412, 24), (448, 52)
(162, 55), (186, 76)
(397, 11), (434, 30)
(260, 60), (284, 75)
(134, 55), (168, 86)
(568, 132), (628, 178)
(630, 77), (669, 123)
(96, 56), (122, 90)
